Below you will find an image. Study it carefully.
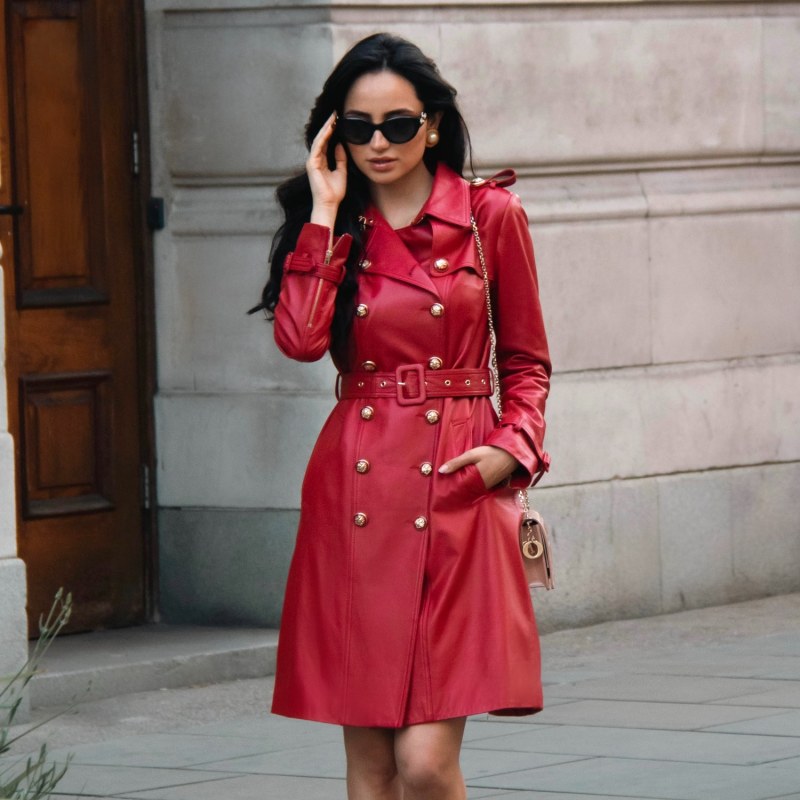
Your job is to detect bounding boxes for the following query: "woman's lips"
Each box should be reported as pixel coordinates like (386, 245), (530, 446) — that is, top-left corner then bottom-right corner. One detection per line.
(368, 158), (396, 171)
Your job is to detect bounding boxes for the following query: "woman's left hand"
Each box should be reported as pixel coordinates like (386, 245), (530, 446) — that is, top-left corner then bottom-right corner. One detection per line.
(439, 445), (519, 490)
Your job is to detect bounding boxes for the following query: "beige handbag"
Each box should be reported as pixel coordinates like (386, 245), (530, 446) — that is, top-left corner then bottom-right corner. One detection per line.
(470, 213), (555, 590)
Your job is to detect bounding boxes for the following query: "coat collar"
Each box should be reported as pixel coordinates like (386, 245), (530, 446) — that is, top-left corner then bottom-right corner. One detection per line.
(358, 163), (473, 299)
(414, 162), (472, 228)
(363, 162), (472, 231)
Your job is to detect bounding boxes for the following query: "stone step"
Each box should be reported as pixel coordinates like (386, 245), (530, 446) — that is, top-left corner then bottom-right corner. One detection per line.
(30, 624), (278, 708)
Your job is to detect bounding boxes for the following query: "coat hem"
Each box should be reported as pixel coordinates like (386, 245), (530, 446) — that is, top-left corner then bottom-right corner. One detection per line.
(269, 699), (544, 729)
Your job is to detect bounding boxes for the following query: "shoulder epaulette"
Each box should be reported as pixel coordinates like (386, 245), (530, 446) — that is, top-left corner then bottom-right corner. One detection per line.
(469, 168), (517, 189)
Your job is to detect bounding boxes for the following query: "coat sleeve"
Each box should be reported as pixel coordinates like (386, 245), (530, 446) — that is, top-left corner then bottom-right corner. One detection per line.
(273, 222), (353, 362)
(482, 193), (552, 488)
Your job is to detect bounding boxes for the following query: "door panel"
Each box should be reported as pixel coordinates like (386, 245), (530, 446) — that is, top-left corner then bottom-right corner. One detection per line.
(10, 1), (106, 307)
(1, 0), (148, 634)
(20, 370), (113, 518)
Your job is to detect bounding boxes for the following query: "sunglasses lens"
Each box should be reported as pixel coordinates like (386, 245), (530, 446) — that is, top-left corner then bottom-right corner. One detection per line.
(382, 117), (420, 144)
(338, 118), (373, 145)
(338, 115), (423, 145)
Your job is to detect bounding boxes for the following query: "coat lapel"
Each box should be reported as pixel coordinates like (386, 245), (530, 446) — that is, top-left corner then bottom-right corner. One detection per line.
(362, 216), (440, 297)
(360, 164), (474, 298)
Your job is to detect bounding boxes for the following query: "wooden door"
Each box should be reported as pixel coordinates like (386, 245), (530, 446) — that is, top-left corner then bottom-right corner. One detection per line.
(0, 0), (153, 634)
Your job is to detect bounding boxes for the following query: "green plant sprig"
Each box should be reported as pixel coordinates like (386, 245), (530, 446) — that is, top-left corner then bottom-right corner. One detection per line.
(0, 589), (77, 800)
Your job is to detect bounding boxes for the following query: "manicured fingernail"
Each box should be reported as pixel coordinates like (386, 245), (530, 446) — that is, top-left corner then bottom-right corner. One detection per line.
(438, 464), (449, 473)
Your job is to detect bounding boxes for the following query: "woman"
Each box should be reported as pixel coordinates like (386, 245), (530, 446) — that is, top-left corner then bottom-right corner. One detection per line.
(251, 33), (551, 800)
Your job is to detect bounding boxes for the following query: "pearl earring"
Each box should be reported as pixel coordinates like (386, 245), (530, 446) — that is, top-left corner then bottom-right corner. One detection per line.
(426, 129), (440, 147)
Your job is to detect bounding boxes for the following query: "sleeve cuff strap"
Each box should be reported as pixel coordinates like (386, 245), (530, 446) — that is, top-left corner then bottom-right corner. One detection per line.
(285, 223), (352, 281)
(486, 424), (550, 488)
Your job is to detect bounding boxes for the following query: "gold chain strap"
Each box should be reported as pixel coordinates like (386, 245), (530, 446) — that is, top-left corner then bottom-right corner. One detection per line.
(470, 213), (529, 515)
(469, 214), (500, 416)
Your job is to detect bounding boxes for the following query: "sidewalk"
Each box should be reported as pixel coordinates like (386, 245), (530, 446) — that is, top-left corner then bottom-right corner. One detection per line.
(4, 592), (800, 800)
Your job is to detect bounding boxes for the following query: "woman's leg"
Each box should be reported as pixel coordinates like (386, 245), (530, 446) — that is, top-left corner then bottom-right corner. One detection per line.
(343, 725), (402, 800)
(394, 717), (468, 800)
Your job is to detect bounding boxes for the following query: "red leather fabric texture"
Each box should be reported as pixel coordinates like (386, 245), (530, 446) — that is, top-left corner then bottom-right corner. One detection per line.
(271, 163), (551, 727)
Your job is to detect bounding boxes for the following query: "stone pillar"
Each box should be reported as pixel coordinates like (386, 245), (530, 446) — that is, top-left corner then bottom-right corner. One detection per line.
(146, 1), (800, 631)
(0, 241), (29, 720)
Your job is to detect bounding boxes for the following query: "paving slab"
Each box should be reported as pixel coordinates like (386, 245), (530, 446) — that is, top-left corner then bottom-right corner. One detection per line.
(618, 654), (800, 680)
(460, 748), (590, 780)
(541, 668), (619, 685)
(40, 764), (235, 797)
(710, 685), (800, 708)
(470, 794), (651, 800)
(118, 774), (348, 800)
(703, 709), (800, 737)
(524, 698), (790, 730)
(113, 776), (508, 800)
(44, 732), (277, 768)
(729, 634), (800, 658)
(46, 796), (120, 800)
(463, 723), (800, 765)
(548, 674), (800, 703)
(462, 720), (557, 741)
(196, 739), (350, 779)
(467, 755), (800, 800)
(197, 739), (587, 780)
(167, 713), (343, 747)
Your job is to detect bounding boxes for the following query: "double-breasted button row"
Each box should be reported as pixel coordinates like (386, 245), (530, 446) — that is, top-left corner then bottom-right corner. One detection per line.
(359, 358), (442, 372)
(355, 512), (428, 531)
(357, 301), (442, 331)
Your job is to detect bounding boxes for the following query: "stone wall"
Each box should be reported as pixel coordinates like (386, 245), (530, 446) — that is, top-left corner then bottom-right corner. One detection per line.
(0, 245), (29, 716)
(146, 0), (800, 632)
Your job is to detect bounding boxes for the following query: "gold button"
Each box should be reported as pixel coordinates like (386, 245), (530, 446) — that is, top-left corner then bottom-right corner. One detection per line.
(356, 303), (369, 318)
(414, 516), (428, 530)
(359, 258), (371, 270)
(433, 258), (449, 272)
(355, 459), (370, 474)
(430, 303), (444, 317)
(420, 462), (433, 476)
(361, 360), (377, 371)
(428, 356), (443, 370)
(360, 405), (374, 420)
(354, 513), (368, 527)
(425, 409), (440, 424)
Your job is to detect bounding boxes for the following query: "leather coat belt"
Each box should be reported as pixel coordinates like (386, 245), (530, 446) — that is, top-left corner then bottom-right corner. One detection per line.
(336, 365), (493, 406)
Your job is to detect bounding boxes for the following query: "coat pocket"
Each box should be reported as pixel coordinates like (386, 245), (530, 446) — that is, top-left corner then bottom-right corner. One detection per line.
(434, 417), (493, 509)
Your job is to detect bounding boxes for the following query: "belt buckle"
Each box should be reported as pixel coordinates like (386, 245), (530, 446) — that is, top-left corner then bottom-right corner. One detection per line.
(395, 364), (426, 405)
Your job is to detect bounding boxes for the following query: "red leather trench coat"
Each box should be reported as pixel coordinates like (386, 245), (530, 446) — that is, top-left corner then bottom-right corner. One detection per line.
(270, 163), (551, 728)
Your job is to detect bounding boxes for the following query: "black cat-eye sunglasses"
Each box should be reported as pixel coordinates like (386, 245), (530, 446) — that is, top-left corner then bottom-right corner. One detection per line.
(337, 111), (428, 145)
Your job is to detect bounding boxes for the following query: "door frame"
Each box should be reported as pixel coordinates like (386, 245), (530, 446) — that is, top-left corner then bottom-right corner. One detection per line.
(0, 0), (160, 626)
(130, 0), (159, 623)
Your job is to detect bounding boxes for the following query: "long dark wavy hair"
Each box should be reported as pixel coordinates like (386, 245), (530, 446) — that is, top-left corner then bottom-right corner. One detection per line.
(247, 32), (473, 365)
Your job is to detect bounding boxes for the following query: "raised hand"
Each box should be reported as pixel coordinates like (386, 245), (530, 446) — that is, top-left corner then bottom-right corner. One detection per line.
(307, 112), (348, 229)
